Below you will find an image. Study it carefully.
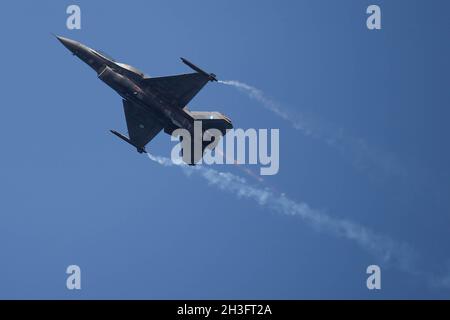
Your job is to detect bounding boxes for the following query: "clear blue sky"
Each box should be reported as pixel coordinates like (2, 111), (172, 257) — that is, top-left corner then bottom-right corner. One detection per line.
(0, 0), (450, 299)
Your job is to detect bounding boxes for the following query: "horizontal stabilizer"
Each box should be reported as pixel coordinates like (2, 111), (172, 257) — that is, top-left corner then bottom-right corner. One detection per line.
(186, 111), (233, 135)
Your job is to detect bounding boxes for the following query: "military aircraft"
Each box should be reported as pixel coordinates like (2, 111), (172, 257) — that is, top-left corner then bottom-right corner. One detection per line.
(56, 35), (232, 163)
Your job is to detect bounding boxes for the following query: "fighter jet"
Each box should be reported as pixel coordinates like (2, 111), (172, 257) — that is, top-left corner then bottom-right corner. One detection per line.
(56, 35), (232, 163)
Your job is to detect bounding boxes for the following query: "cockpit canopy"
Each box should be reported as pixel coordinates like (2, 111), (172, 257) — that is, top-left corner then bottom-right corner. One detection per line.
(116, 63), (145, 77)
(92, 49), (145, 77)
(96, 50), (116, 62)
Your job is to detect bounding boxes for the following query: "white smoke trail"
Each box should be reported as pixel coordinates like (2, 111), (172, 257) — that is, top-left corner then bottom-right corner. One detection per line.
(147, 153), (417, 273)
(218, 80), (310, 132)
(218, 80), (406, 180)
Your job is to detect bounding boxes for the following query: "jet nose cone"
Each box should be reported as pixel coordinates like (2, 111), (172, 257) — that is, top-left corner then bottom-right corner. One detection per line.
(55, 35), (79, 54)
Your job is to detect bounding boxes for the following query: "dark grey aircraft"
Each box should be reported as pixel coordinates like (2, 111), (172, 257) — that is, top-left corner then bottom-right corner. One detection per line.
(56, 35), (232, 163)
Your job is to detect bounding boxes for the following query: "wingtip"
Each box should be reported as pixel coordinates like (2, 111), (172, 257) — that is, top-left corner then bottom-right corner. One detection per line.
(210, 73), (218, 82)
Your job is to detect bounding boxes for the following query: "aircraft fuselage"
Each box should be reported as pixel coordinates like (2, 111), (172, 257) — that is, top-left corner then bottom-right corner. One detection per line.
(56, 36), (193, 133)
